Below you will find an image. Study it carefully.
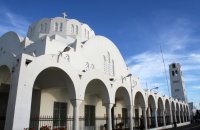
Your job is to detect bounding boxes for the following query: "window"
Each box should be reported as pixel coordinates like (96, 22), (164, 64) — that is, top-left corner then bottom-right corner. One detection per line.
(103, 55), (106, 73)
(122, 108), (128, 126)
(55, 22), (59, 32)
(85, 105), (95, 127)
(172, 63), (176, 68)
(112, 60), (115, 76)
(44, 23), (47, 32)
(60, 23), (63, 32)
(53, 102), (67, 127)
(76, 25), (78, 34)
(40, 24), (43, 32)
(71, 25), (74, 33)
(172, 71), (175, 76)
(175, 89), (180, 92)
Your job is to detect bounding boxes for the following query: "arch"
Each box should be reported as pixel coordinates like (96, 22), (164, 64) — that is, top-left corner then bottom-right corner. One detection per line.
(84, 79), (110, 104)
(148, 95), (156, 109)
(134, 91), (145, 107)
(0, 65), (11, 130)
(29, 66), (76, 129)
(114, 86), (131, 106)
(165, 99), (171, 125)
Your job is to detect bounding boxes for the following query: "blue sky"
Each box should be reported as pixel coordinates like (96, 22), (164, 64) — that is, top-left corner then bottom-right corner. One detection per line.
(0, 0), (200, 108)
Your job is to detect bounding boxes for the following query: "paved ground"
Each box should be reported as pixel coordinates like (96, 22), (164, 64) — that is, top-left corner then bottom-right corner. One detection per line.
(164, 123), (200, 130)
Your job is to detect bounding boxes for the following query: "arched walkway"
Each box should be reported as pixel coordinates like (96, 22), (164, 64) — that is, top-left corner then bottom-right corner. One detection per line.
(165, 99), (171, 125)
(134, 91), (146, 129)
(147, 95), (156, 128)
(82, 79), (110, 130)
(157, 98), (164, 126)
(29, 67), (76, 130)
(0, 65), (11, 130)
(113, 87), (131, 129)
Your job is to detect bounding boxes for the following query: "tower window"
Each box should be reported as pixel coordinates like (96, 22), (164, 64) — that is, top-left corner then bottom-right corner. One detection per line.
(172, 71), (175, 76)
(172, 63), (176, 68)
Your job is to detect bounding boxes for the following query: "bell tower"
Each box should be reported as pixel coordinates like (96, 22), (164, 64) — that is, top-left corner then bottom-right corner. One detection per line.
(169, 63), (187, 102)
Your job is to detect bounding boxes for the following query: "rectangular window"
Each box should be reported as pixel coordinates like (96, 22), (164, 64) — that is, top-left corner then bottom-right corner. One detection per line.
(85, 105), (95, 127)
(175, 89), (180, 92)
(53, 102), (67, 127)
(122, 108), (128, 126)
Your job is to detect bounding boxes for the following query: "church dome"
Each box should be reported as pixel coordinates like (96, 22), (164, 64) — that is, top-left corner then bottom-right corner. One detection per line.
(27, 14), (95, 42)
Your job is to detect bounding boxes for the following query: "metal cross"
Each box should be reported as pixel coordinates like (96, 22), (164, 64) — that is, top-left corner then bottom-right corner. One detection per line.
(62, 12), (67, 19)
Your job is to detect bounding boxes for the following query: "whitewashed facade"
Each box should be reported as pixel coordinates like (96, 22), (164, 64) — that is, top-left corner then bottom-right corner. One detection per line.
(0, 15), (190, 130)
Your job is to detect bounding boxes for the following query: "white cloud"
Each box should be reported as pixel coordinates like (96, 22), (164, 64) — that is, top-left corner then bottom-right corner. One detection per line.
(192, 86), (200, 90)
(0, 6), (30, 36)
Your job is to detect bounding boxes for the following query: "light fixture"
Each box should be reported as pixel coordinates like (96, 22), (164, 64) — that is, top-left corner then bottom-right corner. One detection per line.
(150, 86), (159, 91)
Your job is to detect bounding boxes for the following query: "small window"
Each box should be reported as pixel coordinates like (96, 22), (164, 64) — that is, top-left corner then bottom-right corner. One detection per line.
(71, 25), (74, 33)
(60, 23), (63, 32)
(76, 25), (78, 34)
(40, 24), (43, 32)
(175, 89), (180, 92)
(53, 102), (67, 127)
(55, 22), (59, 32)
(172, 63), (176, 68)
(44, 23), (47, 32)
(172, 71), (175, 76)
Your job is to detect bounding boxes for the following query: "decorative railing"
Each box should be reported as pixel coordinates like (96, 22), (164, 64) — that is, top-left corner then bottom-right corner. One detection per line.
(27, 116), (131, 130)
(157, 116), (164, 126)
(165, 116), (171, 125)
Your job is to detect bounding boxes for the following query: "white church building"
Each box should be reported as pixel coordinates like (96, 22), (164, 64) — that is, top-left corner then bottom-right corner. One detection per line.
(0, 14), (190, 130)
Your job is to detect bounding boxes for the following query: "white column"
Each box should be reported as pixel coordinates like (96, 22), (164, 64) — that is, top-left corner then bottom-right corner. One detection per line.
(71, 99), (82, 130)
(105, 103), (113, 130)
(162, 110), (166, 126)
(128, 106), (133, 130)
(174, 111), (177, 123)
(169, 107), (173, 124)
(142, 107), (147, 130)
(154, 108), (158, 128)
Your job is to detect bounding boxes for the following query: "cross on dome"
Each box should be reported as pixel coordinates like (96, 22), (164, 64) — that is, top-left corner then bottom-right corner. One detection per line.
(62, 12), (67, 19)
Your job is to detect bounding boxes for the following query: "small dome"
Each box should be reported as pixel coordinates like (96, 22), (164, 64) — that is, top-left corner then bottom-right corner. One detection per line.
(27, 16), (95, 42)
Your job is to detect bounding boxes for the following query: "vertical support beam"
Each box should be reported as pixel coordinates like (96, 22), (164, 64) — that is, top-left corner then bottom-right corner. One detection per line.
(174, 111), (177, 123)
(128, 106), (133, 130)
(163, 110), (166, 126)
(105, 103), (113, 130)
(153, 108), (158, 128)
(142, 107), (147, 130)
(71, 99), (82, 130)
(169, 106), (173, 124)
